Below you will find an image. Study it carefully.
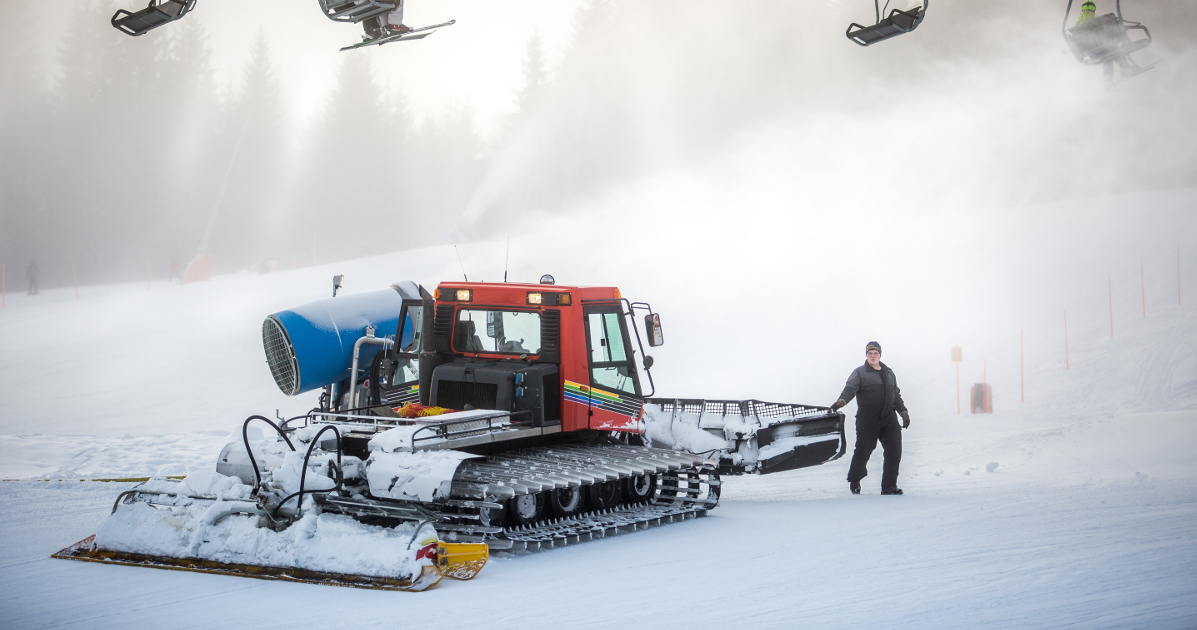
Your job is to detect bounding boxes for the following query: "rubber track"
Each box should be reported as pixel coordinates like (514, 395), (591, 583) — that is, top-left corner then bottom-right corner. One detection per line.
(435, 444), (722, 553)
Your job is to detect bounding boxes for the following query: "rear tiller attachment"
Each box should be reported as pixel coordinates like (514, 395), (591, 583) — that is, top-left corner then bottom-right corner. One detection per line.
(846, 0), (928, 47)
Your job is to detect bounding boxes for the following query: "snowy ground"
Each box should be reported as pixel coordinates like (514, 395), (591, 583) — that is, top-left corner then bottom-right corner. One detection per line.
(2, 412), (1195, 629)
(2, 194), (1196, 627)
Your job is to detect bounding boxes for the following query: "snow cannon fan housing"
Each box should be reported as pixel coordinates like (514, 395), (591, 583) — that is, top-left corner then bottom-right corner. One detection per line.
(263, 282), (420, 395)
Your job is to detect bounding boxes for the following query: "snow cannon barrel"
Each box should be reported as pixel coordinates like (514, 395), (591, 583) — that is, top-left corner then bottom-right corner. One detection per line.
(262, 281), (420, 395)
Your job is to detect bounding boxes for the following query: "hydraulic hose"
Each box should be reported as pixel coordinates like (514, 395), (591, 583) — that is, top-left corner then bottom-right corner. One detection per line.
(242, 415), (296, 496)
(273, 424), (342, 517)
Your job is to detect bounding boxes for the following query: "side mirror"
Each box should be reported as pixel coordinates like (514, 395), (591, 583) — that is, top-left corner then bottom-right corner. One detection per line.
(644, 313), (664, 347)
(332, 274), (345, 297)
(643, 355), (654, 370)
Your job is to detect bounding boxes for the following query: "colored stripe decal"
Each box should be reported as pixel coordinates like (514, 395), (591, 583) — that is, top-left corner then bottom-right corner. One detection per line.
(563, 380), (641, 416)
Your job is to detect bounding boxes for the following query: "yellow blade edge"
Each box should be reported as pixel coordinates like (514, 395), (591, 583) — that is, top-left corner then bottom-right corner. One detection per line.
(437, 542), (489, 580)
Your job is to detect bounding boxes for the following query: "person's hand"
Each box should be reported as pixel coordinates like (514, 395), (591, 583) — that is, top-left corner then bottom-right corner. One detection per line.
(901, 411), (910, 429)
(830, 399), (846, 411)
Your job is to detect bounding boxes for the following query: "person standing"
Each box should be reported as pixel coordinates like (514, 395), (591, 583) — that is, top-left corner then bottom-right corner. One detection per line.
(25, 260), (39, 295)
(830, 341), (910, 495)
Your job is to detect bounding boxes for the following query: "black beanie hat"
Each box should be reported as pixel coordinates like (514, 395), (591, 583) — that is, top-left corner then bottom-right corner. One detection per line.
(865, 341), (882, 355)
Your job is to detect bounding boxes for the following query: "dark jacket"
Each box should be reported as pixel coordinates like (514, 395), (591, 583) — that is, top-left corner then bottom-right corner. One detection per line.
(838, 361), (907, 423)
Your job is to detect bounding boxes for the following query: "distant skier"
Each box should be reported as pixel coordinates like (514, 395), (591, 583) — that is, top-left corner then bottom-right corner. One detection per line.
(25, 260), (39, 295)
(830, 341), (910, 495)
(168, 259), (181, 283)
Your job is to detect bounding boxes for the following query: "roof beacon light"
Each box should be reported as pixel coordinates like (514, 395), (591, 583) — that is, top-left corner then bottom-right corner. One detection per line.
(540, 274), (555, 285)
(456, 289), (472, 302)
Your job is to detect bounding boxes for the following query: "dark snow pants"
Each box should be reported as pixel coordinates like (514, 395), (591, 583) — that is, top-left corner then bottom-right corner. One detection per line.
(846, 416), (902, 488)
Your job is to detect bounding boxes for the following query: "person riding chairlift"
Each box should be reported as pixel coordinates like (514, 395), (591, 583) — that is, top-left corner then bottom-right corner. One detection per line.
(362, 0), (411, 40)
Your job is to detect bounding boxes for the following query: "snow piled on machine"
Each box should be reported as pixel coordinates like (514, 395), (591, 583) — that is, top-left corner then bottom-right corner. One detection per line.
(367, 426), (481, 503)
(93, 472), (437, 579)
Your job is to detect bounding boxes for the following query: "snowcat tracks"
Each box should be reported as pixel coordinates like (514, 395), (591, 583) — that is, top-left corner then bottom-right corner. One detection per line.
(52, 535), (442, 592)
(437, 444), (721, 553)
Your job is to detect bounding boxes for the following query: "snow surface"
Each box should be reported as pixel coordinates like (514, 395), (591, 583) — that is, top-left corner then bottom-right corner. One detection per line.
(2, 193), (1196, 627)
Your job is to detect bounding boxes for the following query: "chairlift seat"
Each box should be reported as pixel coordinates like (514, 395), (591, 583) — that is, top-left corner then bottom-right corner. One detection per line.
(846, 5), (926, 47)
(1065, 13), (1150, 65)
(318, 0), (399, 24)
(111, 0), (195, 36)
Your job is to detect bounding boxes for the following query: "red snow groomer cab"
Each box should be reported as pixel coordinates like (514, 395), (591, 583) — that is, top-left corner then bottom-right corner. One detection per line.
(422, 280), (652, 435)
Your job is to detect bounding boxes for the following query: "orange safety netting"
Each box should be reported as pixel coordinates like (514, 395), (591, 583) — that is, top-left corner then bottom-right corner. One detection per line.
(393, 402), (456, 418)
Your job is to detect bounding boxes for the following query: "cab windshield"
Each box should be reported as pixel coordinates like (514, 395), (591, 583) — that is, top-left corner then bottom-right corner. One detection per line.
(455, 309), (542, 355)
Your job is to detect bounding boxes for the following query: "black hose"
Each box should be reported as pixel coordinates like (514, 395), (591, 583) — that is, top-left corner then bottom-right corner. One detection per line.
(273, 424), (342, 517)
(368, 351), (386, 407)
(242, 415), (296, 496)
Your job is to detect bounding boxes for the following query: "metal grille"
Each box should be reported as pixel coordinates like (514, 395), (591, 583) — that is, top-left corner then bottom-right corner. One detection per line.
(435, 380), (497, 411)
(644, 398), (828, 419)
(542, 372), (561, 422)
(262, 316), (300, 396)
(432, 305), (455, 352)
(539, 309), (561, 362)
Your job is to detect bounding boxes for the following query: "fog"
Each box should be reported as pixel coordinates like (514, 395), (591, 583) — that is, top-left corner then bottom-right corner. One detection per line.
(2, 0), (1196, 411)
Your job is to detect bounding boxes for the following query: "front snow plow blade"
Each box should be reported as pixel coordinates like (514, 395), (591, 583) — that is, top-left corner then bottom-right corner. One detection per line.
(51, 471), (479, 592)
(52, 535), (443, 591)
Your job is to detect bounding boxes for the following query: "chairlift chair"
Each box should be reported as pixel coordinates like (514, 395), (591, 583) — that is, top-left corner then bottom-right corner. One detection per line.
(111, 0), (197, 36)
(1062, 0), (1151, 66)
(846, 0), (928, 47)
(318, 0), (400, 24)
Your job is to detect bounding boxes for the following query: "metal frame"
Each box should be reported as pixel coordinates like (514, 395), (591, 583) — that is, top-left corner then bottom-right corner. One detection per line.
(1061, 0), (1151, 66)
(111, 0), (197, 36)
(846, 0), (928, 47)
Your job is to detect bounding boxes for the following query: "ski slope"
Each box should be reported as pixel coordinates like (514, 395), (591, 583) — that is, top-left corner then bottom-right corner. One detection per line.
(2, 193), (1196, 628)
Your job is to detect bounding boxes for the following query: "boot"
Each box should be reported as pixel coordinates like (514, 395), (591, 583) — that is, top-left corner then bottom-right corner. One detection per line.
(881, 486), (903, 495)
(850, 481), (861, 495)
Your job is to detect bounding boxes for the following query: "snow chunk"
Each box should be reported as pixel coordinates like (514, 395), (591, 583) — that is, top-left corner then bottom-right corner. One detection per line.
(138, 473), (252, 501)
(367, 449), (480, 502)
(986, 462), (1000, 473)
(642, 406), (729, 453)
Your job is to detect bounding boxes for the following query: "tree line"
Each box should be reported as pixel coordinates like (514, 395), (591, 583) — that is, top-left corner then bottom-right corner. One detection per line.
(0, 0), (500, 288)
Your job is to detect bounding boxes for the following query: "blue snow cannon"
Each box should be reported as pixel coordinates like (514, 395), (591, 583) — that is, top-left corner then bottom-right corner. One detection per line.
(262, 281), (420, 395)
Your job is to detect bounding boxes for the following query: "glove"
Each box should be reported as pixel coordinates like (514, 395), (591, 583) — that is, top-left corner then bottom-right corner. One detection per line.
(901, 411), (910, 429)
(830, 399), (846, 412)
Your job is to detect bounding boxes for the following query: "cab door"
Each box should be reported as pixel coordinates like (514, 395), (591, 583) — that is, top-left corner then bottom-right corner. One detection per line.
(377, 299), (424, 407)
(581, 304), (643, 430)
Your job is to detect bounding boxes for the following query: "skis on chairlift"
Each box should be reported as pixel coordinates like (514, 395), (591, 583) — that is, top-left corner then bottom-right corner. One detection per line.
(341, 19), (456, 51)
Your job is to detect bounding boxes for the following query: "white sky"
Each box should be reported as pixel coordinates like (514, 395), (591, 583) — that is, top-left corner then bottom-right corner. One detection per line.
(41, 0), (585, 132)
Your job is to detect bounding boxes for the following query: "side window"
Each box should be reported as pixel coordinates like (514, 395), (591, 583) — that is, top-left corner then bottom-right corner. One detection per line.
(586, 311), (639, 396)
(393, 304), (422, 385)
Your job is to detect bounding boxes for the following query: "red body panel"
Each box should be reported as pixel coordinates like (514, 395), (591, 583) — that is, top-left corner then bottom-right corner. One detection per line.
(435, 282), (643, 434)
